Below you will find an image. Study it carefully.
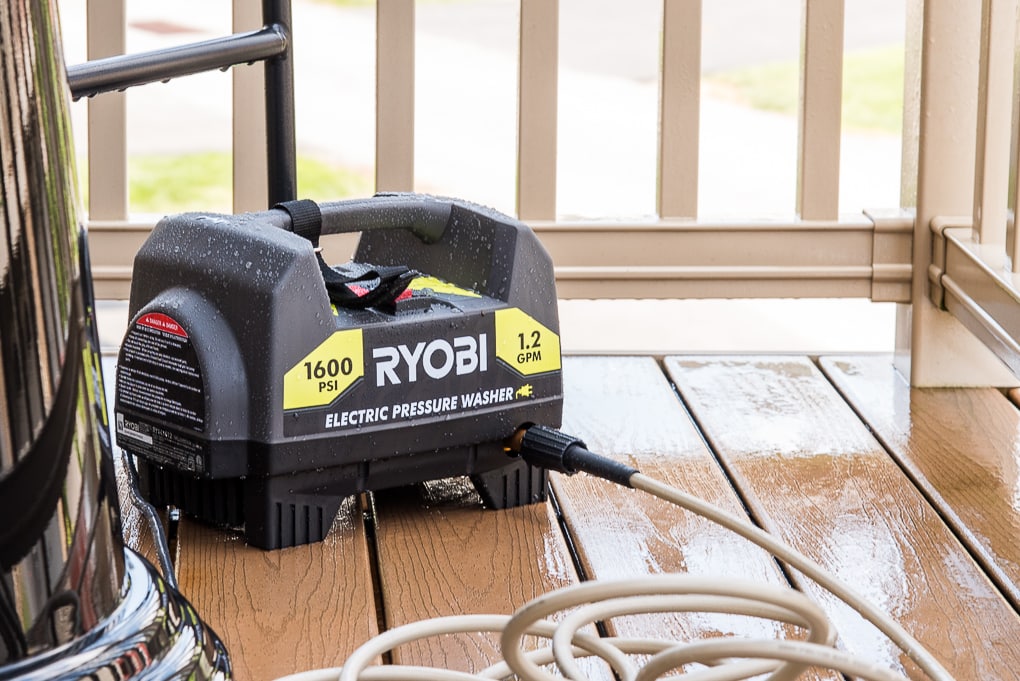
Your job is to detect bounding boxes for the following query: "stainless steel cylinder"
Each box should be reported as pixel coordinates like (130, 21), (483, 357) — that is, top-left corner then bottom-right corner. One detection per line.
(0, 0), (229, 677)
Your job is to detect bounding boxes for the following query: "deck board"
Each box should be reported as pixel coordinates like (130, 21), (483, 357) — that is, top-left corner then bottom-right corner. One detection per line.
(820, 354), (1020, 611)
(174, 500), (378, 681)
(369, 479), (598, 674)
(667, 355), (1020, 680)
(553, 356), (839, 680)
(106, 354), (379, 680)
(103, 353), (1020, 679)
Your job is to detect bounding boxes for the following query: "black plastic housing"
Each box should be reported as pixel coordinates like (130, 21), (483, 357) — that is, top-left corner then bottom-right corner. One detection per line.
(114, 195), (563, 549)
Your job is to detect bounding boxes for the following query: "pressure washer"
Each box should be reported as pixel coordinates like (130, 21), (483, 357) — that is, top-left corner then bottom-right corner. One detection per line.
(113, 194), (563, 550)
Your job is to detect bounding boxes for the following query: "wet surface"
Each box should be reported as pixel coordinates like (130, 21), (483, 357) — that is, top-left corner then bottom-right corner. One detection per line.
(821, 355), (1020, 612)
(370, 477), (602, 675)
(107, 348), (378, 679)
(668, 355), (1020, 680)
(116, 353), (1020, 680)
(556, 356), (838, 680)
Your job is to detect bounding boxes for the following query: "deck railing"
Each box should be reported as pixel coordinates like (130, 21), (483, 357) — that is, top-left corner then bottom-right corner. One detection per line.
(72, 0), (1020, 387)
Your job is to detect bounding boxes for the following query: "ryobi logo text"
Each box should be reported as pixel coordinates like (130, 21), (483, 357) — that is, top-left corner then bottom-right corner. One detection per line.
(373, 334), (488, 386)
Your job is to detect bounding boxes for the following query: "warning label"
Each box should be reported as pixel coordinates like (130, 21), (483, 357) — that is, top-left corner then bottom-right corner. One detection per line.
(115, 412), (206, 473)
(117, 312), (205, 432)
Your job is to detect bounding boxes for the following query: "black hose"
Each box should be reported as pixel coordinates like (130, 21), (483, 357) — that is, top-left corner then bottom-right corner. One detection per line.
(120, 449), (179, 591)
(0, 577), (27, 659)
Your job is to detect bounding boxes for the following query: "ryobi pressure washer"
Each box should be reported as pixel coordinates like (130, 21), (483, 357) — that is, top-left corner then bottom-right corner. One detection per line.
(113, 194), (563, 550)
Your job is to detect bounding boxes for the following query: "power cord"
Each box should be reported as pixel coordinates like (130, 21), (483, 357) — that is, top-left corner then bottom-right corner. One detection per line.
(274, 424), (956, 681)
(120, 446), (179, 590)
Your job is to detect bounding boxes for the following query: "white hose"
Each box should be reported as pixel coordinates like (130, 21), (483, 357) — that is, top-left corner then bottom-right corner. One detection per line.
(273, 470), (956, 681)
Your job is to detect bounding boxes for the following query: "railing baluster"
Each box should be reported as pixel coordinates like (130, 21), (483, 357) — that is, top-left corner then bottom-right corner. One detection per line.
(657, 0), (701, 220)
(86, 0), (127, 221)
(900, 0), (923, 206)
(902, 0), (998, 386)
(77, 0), (922, 327)
(376, 0), (415, 193)
(517, 0), (558, 221)
(796, 0), (844, 220)
(1014, 64), (1020, 269)
(1013, 46), (1020, 270)
(972, 0), (1018, 260)
(233, 0), (269, 212)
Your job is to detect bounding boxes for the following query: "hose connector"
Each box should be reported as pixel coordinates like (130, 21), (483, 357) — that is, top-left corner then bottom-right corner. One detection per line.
(509, 424), (639, 487)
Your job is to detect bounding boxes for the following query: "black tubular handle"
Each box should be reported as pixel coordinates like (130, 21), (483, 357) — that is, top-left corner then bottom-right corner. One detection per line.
(316, 194), (453, 244)
(268, 194), (460, 245)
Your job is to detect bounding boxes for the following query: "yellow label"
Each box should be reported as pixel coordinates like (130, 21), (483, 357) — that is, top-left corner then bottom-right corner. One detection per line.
(494, 308), (561, 376)
(283, 329), (364, 410)
(408, 275), (481, 298)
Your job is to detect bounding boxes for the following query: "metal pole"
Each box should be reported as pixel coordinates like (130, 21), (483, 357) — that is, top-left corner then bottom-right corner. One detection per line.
(67, 26), (287, 100)
(263, 0), (298, 205)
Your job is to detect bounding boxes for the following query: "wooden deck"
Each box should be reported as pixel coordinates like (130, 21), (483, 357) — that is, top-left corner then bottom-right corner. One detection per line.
(106, 354), (1020, 681)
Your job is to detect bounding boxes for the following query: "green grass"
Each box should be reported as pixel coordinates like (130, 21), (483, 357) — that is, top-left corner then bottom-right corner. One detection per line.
(122, 151), (371, 214)
(708, 44), (905, 134)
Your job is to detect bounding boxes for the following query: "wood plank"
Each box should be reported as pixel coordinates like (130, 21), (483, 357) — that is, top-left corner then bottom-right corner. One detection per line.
(175, 498), (378, 681)
(516, 0), (558, 220)
(906, 0), (993, 386)
(104, 357), (378, 680)
(973, 0), (1016, 250)
(86, 0), (127, 221)
(554, 356), (837, 680)
(657, 0), (701, 219)
(375, 0), (415, 192)
(820, 354), (1020, 610)
(796, 0), (843, 220)
(369, 478), (605, 675)
(232, 0), (269, 213)
(667, 355), (1020, 680)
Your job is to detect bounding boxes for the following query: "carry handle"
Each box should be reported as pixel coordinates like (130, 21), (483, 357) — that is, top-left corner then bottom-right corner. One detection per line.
(272, 193), (452, 246)
(274, 196), (446, 309)
(320, 194), (452, 244)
